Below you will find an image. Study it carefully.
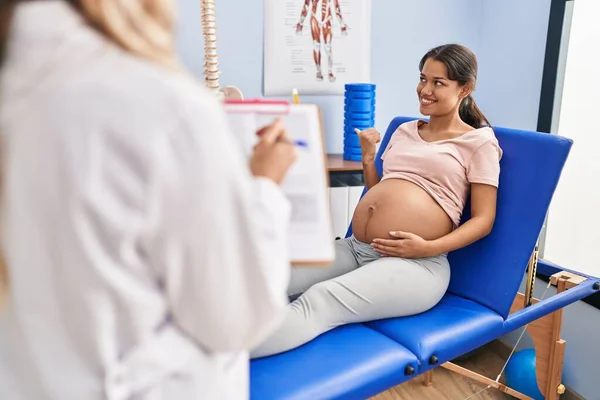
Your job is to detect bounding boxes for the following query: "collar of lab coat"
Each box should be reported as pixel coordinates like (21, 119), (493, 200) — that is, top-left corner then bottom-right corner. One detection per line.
(2, 1), (93, 109)
(10, 1), (82, 43)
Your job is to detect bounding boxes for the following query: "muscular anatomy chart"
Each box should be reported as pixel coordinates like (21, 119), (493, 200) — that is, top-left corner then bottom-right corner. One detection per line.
(264, 0), (371, 96)
(296, 0), (348, 83)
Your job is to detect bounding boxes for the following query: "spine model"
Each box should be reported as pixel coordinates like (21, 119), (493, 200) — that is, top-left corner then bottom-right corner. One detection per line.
(201, 0), (220, 95)
(200, 0), (244, 100)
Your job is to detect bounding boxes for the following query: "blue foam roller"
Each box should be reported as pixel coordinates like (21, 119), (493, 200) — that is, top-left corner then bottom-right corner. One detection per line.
(345, 122), (375, 129)
(343, 152), (362, 160)
(344, 140), (362, 153)
(344, 151), (362, 158)
(345, 120), (375, 129)
(345, 129), (373, 138)
(345, 105), (374, 113)
(344, 97), (375, 105)
(345, 83), (376, 92)
(344, 131), (367, 140)
(343, 138), (362, 147)
(344, 91), (375, 100)
(345, 88), (375, 94)
(348, 121), (374, 130)
(345, 111), (374, 120)
(344, 104), (376, 113)
(344, 129), (373, 138)
(344, 146), (361, 154)
(344, 103), (375, 110)
(343, 133), (361, 140)
(345, 117), (375, 124)
(344, 83), (376, 160)
(344, 112), (374, 118)
(345, 118), (374, 125)
(344, 141), (361, 149)
(345, 118), (375, 125)
(345, 90), (374, 96)
(343, 146), (363, 155)
(343, 153), (363, 161)
(344, 140), (361, 149)
(345, 96), (375, 103)
(345, 89), (375, 96)
(345, 86), (375, 92)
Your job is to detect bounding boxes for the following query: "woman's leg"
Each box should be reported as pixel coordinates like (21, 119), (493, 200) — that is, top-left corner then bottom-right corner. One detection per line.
(286, 236), (378, 297)
(251, 253), (450, 359)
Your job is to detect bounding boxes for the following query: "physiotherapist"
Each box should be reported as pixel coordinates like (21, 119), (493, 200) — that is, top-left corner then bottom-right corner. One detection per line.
(0, 0), (295, 399)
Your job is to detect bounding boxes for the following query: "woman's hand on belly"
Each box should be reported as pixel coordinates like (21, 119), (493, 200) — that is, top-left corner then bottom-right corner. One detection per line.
(371, 231), (438, 259)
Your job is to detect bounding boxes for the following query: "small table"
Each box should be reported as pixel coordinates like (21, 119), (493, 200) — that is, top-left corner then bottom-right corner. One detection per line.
(326, 154), (363, 173)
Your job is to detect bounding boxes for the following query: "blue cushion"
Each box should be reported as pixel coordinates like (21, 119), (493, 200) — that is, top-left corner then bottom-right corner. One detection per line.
(367, 294), (504, 372)
(349, 116), (573, 319)
(448, 126), (572, 318)
(250, 324), (419, 400)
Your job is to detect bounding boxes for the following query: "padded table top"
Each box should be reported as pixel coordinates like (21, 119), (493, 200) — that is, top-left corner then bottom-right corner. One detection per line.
(250, 324), (419, 400)
(367, 294), (504, 373)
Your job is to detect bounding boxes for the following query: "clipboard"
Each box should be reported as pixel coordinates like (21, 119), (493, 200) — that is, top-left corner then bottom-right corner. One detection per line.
(224, 99), (334, 267)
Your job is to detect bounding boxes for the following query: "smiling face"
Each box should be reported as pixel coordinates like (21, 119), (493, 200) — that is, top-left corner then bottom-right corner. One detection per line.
(416, 58), (471, 118)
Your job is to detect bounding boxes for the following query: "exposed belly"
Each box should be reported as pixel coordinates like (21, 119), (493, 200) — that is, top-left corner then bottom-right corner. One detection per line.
(351, 178), (453, 244)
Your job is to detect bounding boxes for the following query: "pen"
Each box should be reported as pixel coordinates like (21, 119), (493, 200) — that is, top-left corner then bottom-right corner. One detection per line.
(256, 129), (308, 148)
(293, 139), (308, 148)
(292, 88), (300, 104)
(281, 138), (308, 148)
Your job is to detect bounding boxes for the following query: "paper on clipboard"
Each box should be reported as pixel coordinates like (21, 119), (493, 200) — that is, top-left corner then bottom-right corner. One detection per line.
(224, 100), (335, 266)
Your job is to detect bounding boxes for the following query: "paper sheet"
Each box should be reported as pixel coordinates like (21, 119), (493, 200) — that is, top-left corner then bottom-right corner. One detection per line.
(264, 0), (372, 96)
(224, 103), (335, 265)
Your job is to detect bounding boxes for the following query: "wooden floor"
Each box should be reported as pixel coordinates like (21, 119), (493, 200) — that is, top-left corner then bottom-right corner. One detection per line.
(372, 341), (512, 400)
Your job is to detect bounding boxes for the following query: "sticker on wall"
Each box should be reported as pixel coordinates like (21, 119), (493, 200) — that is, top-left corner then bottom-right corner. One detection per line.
(263, 0), (372, 96)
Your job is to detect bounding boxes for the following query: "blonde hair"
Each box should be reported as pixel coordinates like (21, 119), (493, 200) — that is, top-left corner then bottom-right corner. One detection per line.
(0, 0), (180, 304)
(72, 0), (178, 68)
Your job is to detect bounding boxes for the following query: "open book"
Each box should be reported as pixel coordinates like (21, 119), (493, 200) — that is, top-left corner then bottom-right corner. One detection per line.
(224, 100), (334, 266)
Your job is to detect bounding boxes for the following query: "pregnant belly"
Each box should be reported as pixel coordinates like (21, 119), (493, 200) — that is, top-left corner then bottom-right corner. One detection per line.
(351, 178), (453, 244)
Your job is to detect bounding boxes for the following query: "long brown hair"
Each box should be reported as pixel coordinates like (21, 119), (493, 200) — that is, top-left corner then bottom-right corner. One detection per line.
(0, 0), (179, 304)
(419, 44), (491, 129)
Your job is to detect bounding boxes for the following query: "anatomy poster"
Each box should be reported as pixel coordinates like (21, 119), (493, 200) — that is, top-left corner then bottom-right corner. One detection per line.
(264, 0), (371, 96)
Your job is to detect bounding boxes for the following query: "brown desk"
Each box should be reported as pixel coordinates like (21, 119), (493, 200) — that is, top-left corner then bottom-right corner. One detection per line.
(326, 154), (364, 173)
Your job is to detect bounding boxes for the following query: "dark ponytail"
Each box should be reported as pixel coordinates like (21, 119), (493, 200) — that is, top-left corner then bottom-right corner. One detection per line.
(419, 44), (491, 129)
(459, 94), (490, 129)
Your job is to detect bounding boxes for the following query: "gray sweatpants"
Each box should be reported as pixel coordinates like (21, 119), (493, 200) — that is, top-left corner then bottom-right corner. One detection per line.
(250, 235), (450, 358)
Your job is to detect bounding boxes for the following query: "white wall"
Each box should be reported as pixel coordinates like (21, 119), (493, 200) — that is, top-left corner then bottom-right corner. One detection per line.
(174, 0), (553, 150)
(174, 0), (482, 154)
(475, 0), (551, 131)
(543, 0), (600, 279)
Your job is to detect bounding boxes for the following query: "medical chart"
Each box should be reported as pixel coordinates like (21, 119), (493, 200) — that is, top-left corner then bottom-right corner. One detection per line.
(224, 102), (335, 266)
(264, 0), (372, 96)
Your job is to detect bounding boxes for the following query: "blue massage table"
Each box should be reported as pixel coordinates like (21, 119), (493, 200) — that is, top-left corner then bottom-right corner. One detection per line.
(250, 116), (600, 400)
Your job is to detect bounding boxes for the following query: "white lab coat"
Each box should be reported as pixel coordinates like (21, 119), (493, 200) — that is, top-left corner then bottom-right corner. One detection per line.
(0, 1), (291, 399)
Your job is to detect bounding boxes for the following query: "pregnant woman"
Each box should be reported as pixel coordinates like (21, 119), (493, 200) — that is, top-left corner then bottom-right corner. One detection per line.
(251, 43), (502, 359)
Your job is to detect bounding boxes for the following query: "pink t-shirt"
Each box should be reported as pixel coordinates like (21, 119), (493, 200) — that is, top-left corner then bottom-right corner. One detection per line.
(380, 120), (503, 227)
